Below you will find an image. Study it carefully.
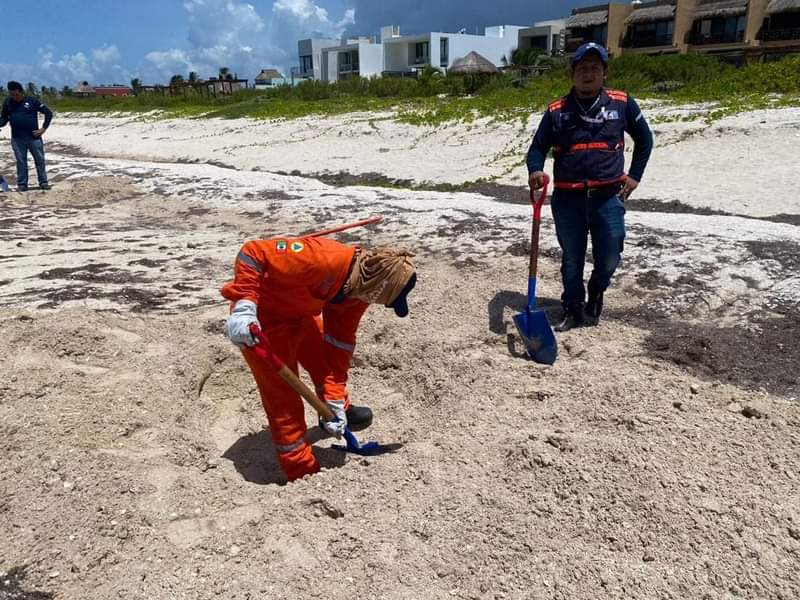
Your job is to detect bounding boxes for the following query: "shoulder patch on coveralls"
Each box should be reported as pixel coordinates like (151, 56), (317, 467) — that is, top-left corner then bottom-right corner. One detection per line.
(290, 241), (305, 253)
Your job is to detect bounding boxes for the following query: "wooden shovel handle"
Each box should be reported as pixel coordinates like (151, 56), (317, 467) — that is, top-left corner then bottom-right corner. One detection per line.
(303, 215), (383, 239)
(528, 176), (550, 279)
(249, 324), (335, 420)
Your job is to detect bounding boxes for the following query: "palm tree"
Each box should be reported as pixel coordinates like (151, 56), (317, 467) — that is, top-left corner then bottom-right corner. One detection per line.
(188, 71), (198, 83)
(170, 74), (185, 87)
(218, 67), (230, 80)
(130, 78), (142, 95)
(26, 82), (38, 96)
(62, 85), (73, 97)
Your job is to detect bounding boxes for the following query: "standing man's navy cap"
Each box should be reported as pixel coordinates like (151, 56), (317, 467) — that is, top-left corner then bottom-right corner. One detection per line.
(571, 43), (609, 67)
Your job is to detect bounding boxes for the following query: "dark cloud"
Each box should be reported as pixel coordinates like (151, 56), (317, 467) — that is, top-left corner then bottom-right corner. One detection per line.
(345, 1), (604, 38)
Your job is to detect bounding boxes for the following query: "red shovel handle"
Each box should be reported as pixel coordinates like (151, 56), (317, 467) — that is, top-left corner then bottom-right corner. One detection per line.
(527, 175), (549, 280)
(530, 175), (550, 223)
(303, 215), (383, 239)
(248, 324), (335, 421)
(249, 324), (285, 371)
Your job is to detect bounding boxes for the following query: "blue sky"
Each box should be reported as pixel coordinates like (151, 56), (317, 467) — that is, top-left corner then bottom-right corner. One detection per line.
(0, 0), (601, 88)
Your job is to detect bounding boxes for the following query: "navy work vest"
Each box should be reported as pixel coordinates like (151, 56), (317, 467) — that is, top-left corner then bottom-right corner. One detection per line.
(549, 88), (628, 189)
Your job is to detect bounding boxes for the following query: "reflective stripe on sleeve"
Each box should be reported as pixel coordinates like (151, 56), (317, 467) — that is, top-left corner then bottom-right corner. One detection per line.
(237, 251), (262, 273)
(324, 333), (355, 353)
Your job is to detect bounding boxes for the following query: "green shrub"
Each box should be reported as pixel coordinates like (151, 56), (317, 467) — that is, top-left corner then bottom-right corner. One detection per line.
(46, 55), (800, 124)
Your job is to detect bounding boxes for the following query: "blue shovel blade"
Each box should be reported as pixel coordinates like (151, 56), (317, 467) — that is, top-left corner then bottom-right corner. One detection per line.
(331, 429), (390, 456)
(513, 309), (558, 365)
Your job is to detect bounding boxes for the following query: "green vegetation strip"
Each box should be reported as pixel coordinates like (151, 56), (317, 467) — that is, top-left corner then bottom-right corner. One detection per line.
(38, 55), (800, 125)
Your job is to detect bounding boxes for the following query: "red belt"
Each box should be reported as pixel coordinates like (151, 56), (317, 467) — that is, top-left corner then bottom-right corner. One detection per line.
(553, 175), (627, 190)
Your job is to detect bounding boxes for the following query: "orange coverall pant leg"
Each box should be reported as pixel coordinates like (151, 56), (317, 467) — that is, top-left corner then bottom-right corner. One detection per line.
(294, 314), (330, 403)
(296, 299), (368, 405)
(242, 319), (319, 482)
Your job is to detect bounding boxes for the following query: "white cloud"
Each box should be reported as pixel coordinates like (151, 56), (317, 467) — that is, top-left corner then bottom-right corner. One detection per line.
(184, 0), (265, 49)
(0, 45), (131, 88)
(273, 0), (329, 23)
(140, 0), (356, 84)
(92, 44), (121, 64)
(336, 8), (356, 29)
(0, 1), (357, 87)
(144, 49), (196, 74)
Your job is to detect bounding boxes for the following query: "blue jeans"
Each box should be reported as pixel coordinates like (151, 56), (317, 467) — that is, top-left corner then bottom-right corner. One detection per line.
(551, 190), (626, 309)
(11, 137), (48, 188)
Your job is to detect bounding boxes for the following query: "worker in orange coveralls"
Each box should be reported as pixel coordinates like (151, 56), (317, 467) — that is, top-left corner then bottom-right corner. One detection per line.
(220, 236), (416, 482)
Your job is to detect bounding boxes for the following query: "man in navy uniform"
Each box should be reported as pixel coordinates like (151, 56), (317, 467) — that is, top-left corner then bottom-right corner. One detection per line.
(0, 81), (53, 191)
(527, 43), (653, 332)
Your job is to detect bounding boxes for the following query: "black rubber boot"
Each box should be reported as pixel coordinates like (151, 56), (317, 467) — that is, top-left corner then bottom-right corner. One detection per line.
(585, 291), (604, 326)
(555, 304), (584, 332)
(319, 404), (373, 432)
(345, 405), (373, 431)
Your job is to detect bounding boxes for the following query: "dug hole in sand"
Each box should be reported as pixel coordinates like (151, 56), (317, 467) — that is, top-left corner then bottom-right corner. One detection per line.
(1, 105), (799, 600)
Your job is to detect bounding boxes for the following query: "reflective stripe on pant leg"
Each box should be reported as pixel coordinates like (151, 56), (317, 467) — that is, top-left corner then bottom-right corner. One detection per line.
(275, 436), (319, 482)
(296, 315), (341, 404)
(320, 298), (368, 402)
(241, 320), (319, 481)
(323, 333), (355, 353)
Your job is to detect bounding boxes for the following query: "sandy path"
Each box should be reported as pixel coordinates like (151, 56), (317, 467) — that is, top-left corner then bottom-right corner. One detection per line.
(1, 110), (799, 599)
(37, 103), (800, 218)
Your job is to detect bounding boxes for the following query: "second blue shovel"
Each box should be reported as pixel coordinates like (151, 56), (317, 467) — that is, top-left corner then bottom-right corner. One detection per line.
(512, 176), (558, 365)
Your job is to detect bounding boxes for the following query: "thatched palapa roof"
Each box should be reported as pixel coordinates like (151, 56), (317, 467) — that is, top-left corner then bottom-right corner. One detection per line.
(255, 68), (284, 81)
(695, 0), (748, 19)
(74, 81), (94, 94)
(449, 51), (499, 75)
(767, 0), (800, 14)
(566, 10), (608, 29)
(626, 4), (676, 24)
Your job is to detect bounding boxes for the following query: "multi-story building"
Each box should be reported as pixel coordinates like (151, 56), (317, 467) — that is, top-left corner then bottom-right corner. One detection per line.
(758, 0), (800, 57)
(296, 25), (528, 81)
(296, 38), (341, 81)
(564, 3), (633, 57)
(381, 24), (524, 75)
(321, 37), (384, 82)
(566, 0), (800, 60)
(517, 19), (567, 56)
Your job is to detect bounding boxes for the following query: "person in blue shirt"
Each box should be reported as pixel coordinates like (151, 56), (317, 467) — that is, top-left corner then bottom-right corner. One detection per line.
(527, 43), (653, 332)
(0, 81), (53, 191)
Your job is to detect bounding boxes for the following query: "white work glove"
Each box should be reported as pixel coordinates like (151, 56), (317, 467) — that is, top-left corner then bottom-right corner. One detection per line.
(320, 400), (347, 439)
(223, 300), (260, 348)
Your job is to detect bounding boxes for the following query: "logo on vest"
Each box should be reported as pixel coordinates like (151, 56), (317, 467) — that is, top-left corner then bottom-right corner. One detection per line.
(600, 107), (619, 121)
(275, 240), (288, 253)
(290, 241), (305, 253)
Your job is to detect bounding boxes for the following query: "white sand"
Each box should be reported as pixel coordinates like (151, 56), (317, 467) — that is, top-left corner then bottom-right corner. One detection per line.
(1, 103), (800, 600)
(34, 103), (800, 218)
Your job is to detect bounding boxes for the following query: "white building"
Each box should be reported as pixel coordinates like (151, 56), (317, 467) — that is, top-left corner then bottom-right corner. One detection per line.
(517, 19), (567, 56)
(381, 24), (525, 75)
(297, 23), (531, 82)
(321, 37), (384, 82)
(296, 37), (341, 81)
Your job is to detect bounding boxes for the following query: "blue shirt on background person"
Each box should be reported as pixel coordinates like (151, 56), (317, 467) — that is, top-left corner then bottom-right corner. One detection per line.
(526, 43), (653, 333)
(0, 94), (53, 139)
(0, 81), (53, 191)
